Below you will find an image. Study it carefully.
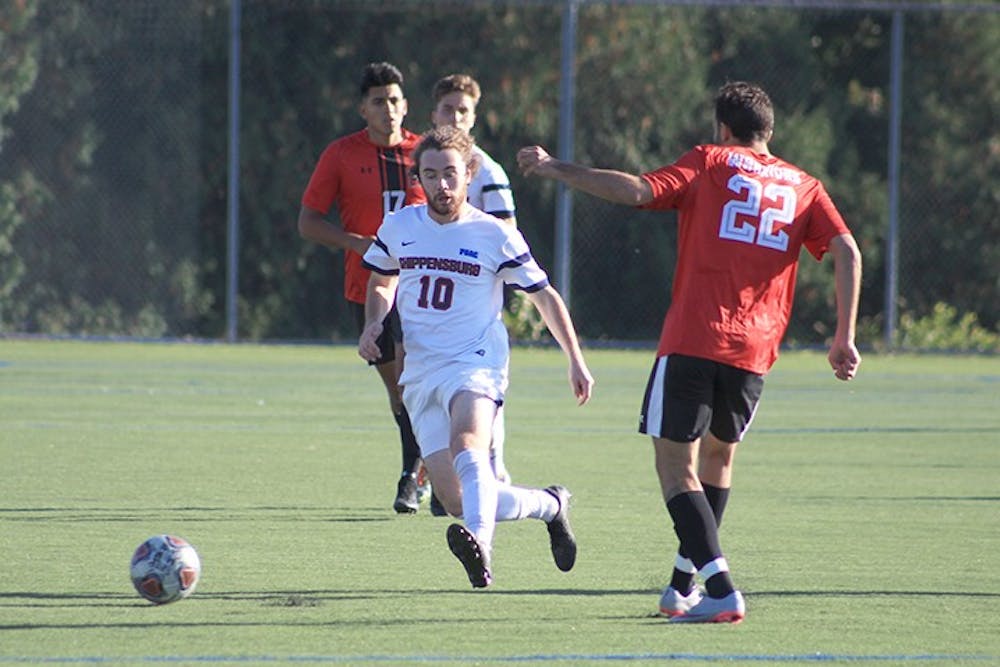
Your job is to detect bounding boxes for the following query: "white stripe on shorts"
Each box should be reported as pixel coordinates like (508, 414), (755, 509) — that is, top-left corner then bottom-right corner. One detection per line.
(641, 355), (668, 437)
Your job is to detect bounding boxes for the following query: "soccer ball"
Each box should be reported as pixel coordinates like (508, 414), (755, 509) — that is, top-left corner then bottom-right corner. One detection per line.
(129, 535), (201, 604)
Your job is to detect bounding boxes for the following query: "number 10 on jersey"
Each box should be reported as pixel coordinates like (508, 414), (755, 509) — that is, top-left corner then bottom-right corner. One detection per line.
(417, 275), (455, 310)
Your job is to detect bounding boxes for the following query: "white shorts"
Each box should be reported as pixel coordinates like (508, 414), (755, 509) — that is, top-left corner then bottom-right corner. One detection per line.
(401, 364), (507, 457)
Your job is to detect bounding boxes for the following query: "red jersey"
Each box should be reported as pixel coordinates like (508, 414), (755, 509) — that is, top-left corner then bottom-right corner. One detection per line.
(640, 144), (850, 374)
(302, 128), (426, 304)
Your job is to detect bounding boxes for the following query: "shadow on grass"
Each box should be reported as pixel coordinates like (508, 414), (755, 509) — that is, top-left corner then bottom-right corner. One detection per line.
(0, 586), (656, 621)
(0, 587), (653, 604)
(757, 426), (998, 434)
(5, 588), (1000, 634)
(749, 589), (1000, 599)
(0, 506), (394, 523)
(5, 587), (996, 629)
(0, 618), (491, 631)
(864, 496), (1000, 502)
(8, 586), (997, 603)
(0, 590), (376, 619)
(0, 588), (595, 631)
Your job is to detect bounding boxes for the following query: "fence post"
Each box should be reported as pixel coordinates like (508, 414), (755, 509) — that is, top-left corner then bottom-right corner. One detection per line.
(225, 0), (242, 342)
(884, 9), (903, 350)
(554, 0), (578, 305)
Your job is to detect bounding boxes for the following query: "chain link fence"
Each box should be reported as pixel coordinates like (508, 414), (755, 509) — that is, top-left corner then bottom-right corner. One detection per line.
(1, 0), (997, 349)
(1, 2), (209, 336)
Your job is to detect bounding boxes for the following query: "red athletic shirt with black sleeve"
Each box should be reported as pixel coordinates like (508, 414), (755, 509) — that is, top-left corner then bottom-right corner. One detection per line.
(640, 144), (851, 375)
(302, 128), (426, 304)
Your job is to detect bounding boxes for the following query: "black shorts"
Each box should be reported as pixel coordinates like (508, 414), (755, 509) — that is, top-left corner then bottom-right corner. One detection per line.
(639, 353), (764, 443)
(348, 301), (402, 366)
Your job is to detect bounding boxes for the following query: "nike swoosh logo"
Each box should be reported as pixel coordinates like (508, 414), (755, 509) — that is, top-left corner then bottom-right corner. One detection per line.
(401, 240), (416, 246)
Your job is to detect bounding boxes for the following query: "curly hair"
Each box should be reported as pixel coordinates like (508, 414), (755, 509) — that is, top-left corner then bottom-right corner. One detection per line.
(412, 126), (479, 177)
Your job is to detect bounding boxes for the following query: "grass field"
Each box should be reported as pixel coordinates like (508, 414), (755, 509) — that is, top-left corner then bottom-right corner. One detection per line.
(1, 339), (998, 666)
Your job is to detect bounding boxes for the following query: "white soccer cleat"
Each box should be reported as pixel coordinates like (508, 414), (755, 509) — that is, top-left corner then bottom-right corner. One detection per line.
(669, 590), (745, 624)
(658, 585), (704, 618)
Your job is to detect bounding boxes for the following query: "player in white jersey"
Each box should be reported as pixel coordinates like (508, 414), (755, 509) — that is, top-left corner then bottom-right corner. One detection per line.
(365, 204), (531, 386)
(468, 145), (516, 221)
(430, 74), (517, 496)
(360, 126), (593, 588)
(432, 74), (517, 224)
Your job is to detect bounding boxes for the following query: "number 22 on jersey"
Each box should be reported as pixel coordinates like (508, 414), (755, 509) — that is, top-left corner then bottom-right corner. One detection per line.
(718, 174), (796, 252)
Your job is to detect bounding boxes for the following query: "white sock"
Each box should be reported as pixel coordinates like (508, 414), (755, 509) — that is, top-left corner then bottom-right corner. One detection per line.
(490, 405), (509, 483)
(495, 485), (559, 522)
(675, 554), (697, 575)
(453, 449), (498, 547)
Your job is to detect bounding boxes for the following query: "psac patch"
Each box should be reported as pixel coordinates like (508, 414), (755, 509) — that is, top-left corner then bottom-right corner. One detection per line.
(459, 248), (479, 259)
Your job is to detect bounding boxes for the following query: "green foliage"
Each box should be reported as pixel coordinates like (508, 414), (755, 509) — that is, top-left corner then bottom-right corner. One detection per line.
(0, 1), (217, 337)
(0, 2), (997, 349)
(897, 12), (1000, 331)
(0, 1), (39, 144)
(212, 2), (572, 341)
(0, 0), (40, 329)
(529, 5), (711, 341)
(0, 181), (29, 314)
(502, 290), (547, 341)
(896, 302), (1000, 353)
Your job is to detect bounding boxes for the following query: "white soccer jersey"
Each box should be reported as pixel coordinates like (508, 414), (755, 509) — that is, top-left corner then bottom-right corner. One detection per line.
(468, 146), (516, 219)
(362, 204), (548, 385)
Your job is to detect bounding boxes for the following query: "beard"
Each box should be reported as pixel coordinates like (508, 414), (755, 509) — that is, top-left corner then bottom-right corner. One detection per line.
(428, 192), (462, 219)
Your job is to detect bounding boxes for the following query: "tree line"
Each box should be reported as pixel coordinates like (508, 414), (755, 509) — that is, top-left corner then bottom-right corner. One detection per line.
(1, 1), (997, 349)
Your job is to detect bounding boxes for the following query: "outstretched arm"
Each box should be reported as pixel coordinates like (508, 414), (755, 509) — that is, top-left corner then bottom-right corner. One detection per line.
(358, 272), (398, 362)
(524, 285), (594, 405)
(516, 145), (654, 207)
(827, 233), (862, 381)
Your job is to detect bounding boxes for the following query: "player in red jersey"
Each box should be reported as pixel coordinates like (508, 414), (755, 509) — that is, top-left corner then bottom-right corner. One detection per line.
(298, 62), (428, 514)
(518, 81), (862, 623)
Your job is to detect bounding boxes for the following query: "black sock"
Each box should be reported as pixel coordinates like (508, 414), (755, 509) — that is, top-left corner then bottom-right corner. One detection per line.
(667, 491), (734, 598)
(703, 483), (730, 526)
(670, 483), (731, 593)
(668, 562), (697, 595)
(393, 407), (421, 477)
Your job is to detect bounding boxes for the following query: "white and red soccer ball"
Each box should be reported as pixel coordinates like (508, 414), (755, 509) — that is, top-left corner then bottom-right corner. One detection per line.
(129, 535), (201, 604)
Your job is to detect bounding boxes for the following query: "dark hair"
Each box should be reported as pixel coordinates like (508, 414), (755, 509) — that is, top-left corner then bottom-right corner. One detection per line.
(359, 62), (404, 98)
(715, 81), (774, 143)
(412, 126), (478, 177)
(432, 74), (481, 105)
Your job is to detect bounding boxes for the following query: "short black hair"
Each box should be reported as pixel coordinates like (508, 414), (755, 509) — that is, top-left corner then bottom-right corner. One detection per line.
(715, 81), (774, 143)
(360, 62), (404, 98)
